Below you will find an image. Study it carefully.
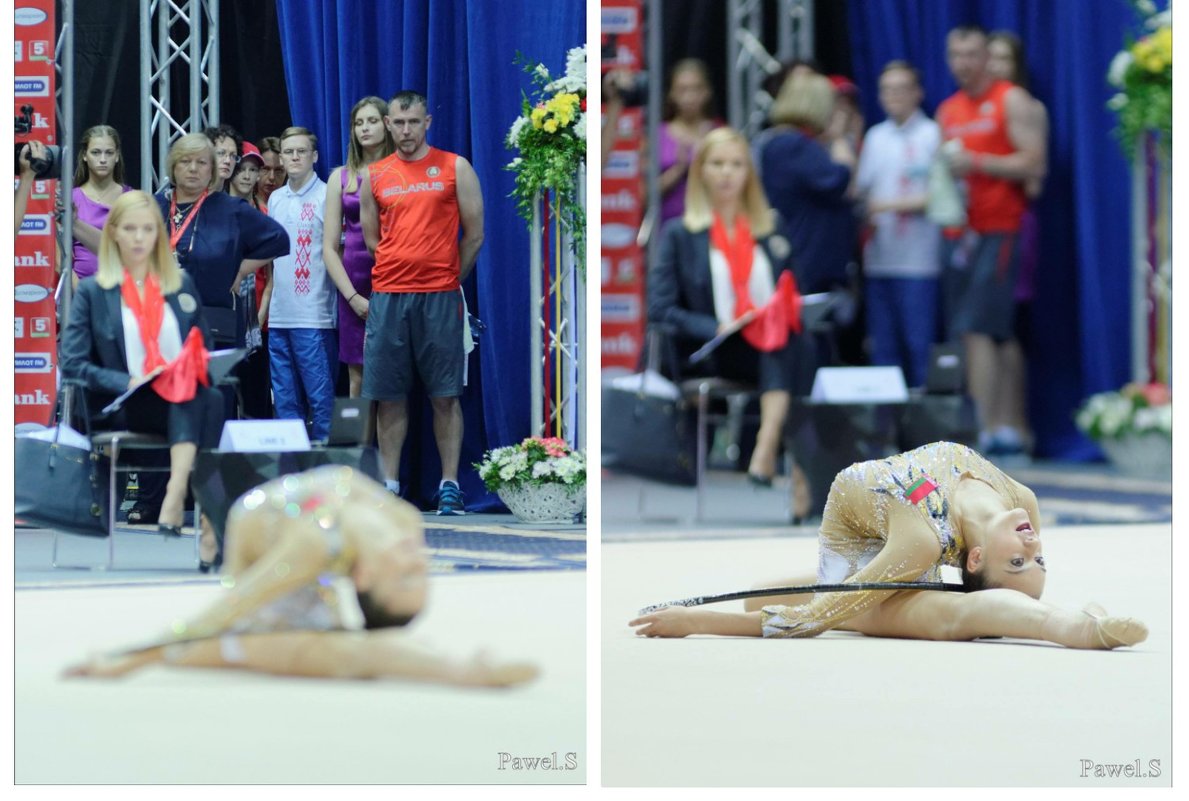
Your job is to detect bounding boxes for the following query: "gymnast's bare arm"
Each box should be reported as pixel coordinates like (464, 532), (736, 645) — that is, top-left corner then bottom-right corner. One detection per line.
(64, 630), (539, 687)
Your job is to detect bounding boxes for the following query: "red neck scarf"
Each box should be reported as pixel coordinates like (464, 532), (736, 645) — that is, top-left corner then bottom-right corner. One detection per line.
(120, 270), (167, 375)
(709, 212), (756, 321)
(119, 270), (210, 402)
(708, 215), (805, 352)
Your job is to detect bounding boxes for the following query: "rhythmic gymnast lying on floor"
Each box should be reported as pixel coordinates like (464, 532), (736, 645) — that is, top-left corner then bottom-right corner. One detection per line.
(66, 466), (538, 687)
(630, 441), (1148, 650)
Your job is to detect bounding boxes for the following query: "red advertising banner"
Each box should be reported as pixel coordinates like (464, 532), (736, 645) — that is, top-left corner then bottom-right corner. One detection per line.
(15, 0), (59, 424)
(600, 0), (645, 372)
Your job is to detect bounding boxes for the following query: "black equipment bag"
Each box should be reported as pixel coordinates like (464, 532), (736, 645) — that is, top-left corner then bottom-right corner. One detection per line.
(602, 381), (697, 485)
(14, 384), (111, 537)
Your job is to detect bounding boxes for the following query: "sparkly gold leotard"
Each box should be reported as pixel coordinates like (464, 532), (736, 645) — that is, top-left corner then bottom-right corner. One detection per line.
(226, 468), (364, 634)
(761, 441), (1031, 638)
(209, 466), (414, 661)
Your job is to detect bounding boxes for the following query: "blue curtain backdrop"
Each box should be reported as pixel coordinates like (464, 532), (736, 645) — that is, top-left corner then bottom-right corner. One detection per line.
(274, 0), (585, 509)
(847, 0), (1150, 460)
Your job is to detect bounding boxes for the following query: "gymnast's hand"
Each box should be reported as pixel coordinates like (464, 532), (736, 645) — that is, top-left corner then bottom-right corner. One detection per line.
(455, 649), (540, 687)
(629, 606), (701, 638)
(63, 647), (162, 679)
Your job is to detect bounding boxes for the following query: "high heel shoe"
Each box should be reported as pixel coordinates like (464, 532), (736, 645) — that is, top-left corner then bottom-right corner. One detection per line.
(158, 522), (184, 538)
(747, 472), (774, 488)
(126, 502), (161, 525)
(198, 527), (220, 573)
(789, 464), (812, 525)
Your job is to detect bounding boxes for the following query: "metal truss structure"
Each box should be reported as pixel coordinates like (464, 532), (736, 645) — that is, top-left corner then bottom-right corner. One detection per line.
(53, 1), (76, 319)
(726, 0), (814, 137)
(530, 173), (588, 451)
(139, 0), (220, 191)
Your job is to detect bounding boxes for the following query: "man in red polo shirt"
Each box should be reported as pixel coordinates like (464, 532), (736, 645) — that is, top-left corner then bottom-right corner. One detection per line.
(359, 91), (485, 514)
(937, 24), (1045, 458)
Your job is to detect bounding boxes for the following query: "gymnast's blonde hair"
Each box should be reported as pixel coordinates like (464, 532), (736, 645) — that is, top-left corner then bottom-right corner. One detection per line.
(95, 190), (183, 294)
(681, 126), (775, 237)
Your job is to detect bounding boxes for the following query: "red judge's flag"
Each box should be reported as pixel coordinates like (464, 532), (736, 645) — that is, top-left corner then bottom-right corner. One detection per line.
(741, 271), (803, 352)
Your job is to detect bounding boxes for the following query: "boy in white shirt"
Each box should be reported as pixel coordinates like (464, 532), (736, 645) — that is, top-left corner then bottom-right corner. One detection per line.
(264, 126), (336, 439)
(855, 61), (941, 388)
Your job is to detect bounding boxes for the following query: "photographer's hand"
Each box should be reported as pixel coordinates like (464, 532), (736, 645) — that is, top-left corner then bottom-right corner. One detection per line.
(19, 140), (47, 178)
(15, 141), (46, 238)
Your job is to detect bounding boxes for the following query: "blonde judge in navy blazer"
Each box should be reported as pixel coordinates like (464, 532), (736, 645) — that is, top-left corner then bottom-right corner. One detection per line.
(60, 191), (223, 550)
(646, 127), (805, 487)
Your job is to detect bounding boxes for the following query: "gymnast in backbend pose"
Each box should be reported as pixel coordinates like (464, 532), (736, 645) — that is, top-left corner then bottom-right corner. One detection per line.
(67, 466), (538, 687)
(630, 441), (1148, 650)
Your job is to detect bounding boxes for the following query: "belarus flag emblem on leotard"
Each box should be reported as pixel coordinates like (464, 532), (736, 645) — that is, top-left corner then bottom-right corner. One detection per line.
(905, 476), (939, 505)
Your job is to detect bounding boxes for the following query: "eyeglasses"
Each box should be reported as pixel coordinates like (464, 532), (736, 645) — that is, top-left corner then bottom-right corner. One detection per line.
(281, 148), (312, 158)
(214, 149), (240, 163)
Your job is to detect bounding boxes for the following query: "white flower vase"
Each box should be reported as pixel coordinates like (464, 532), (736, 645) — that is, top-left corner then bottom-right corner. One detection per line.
(498, 482), (586, 524)
(1099, 433), (1172, 479)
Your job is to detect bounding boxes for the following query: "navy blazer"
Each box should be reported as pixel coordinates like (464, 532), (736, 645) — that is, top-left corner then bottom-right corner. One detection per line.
(59, 271), (211, 407)
(647, 217), (795, 345)
(153, 189), (289, 311)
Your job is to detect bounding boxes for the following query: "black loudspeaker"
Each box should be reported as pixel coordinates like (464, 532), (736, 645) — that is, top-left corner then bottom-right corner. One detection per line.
(925, 343), (965, 394)
(786, 400), (903, 518)
(898, 392), (979, 451)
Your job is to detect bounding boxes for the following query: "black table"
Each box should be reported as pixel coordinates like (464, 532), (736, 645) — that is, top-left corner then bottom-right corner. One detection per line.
(192, 447), (383, 552)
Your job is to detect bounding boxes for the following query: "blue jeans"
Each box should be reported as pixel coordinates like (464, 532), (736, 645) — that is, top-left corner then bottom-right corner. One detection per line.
(268, 327), (337, 440)
(865, 277), (939, 388)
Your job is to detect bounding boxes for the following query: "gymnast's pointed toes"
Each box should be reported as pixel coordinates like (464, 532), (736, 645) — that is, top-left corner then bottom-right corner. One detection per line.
(1097, 617), (1148, 649)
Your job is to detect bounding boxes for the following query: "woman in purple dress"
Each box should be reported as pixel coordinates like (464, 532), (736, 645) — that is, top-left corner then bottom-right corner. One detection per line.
(324, 96), (396, 408)
(70, 125), (130, 284)
(658, 59), (722, 227)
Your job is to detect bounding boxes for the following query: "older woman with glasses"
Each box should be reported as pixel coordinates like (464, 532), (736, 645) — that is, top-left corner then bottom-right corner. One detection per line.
(153, 132), (289, 347)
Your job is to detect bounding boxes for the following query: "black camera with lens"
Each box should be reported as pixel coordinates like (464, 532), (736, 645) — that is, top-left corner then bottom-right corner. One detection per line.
(601, 35), (648, 108)
(14, 104), (61, 179)
(613, 73), (649, 108)
(14, 142), (61, 180)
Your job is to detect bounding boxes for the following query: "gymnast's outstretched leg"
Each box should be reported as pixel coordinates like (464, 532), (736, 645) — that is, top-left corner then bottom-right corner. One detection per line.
(840, 589), (1147, 650)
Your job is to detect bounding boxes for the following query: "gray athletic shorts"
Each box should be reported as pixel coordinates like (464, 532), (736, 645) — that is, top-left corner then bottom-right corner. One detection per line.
(943, 231), (1020, 343)
(362, 291), (464, 399)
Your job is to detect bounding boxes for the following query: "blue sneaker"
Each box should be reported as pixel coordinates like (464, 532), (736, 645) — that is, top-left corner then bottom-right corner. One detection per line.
(435, 481), (465, 516)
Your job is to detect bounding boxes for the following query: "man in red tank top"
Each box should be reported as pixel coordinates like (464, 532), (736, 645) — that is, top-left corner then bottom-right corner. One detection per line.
(936, 25), (1045, 459)
(359, 91), (485, 514)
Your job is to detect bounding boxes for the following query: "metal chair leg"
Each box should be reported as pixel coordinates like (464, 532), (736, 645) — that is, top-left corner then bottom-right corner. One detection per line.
(192, 500), (202, 567)
(695, 383), (710, 522)
(105, 435), (121, 571)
